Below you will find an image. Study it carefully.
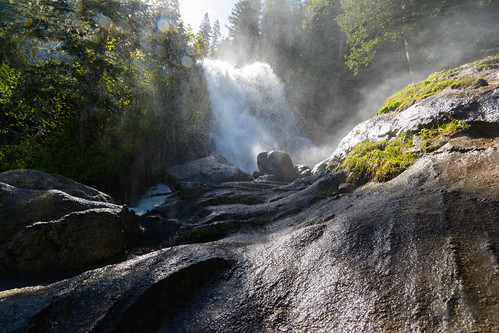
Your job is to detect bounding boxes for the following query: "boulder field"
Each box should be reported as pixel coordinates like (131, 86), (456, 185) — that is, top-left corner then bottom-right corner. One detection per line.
(0, 63), (498, 332)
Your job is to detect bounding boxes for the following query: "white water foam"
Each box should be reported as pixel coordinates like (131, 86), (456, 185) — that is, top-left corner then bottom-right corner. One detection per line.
(202, 59), (311, 173)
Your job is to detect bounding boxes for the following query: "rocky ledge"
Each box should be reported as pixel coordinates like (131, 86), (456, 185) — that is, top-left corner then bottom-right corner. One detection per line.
(0, 61), (498, 332)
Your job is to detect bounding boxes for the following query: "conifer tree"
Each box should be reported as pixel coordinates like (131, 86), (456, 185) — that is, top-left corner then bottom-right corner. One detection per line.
(227, 0), (262, 63)
(211, 20), (221, 50)
(198, 12), (212, 48)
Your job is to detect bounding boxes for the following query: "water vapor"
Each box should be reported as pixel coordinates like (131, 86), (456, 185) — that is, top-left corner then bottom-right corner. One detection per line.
(202, 59), (311, 173)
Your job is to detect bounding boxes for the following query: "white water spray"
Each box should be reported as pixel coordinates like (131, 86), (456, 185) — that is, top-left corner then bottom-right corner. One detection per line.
(202, 59), (310, 173)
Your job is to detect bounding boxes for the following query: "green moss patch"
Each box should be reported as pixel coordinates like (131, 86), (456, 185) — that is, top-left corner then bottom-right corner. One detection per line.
(339, 134), (415, 183)
(474, 54), (499, 71)
(378, 70), (476, 115)
(418, 120), (469, 152)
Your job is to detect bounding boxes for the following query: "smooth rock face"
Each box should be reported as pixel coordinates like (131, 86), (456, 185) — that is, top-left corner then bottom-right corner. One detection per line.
(0, 171), (140, 277)
(1, 207), (139, 274)
(257, 151), (298, 182)
(0, 169), (113, 203)
(0, 138), (497, 332)
(164, 154), (253, 190)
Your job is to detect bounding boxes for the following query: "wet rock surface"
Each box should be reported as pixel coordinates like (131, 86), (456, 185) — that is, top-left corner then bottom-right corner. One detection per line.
(0, 70), (498, 331)
(1, 136), (497, 332)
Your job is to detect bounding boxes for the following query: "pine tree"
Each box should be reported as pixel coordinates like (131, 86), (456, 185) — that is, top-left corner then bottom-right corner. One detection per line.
(337, 0), (417, 76)
(227, 0), (262, 63)
(198, 12), (212, 48)
(211, 20), (221, 50)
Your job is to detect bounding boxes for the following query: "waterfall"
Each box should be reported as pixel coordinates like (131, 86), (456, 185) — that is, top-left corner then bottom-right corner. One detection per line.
(202, 59), (310, 173)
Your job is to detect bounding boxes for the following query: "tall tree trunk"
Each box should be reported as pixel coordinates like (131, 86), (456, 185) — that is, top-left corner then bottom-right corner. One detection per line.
(404, 37), (414, 80)
(401, 2), (414, 80)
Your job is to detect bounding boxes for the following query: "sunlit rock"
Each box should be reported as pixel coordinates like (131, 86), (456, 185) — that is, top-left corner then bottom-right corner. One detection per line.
(313, 76), (499, 173)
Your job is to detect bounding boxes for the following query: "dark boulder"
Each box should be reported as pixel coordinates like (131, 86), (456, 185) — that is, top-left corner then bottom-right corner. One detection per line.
(257, 151), (298, 182)
(165, 154), (253, 190)
(0, 173), (140, 275)
(0, 169), (113, 203)
(0, 182), (118, 245)
(0, 207), (139, 274)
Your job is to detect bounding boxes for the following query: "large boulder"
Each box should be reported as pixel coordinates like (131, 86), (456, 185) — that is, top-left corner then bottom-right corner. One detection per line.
(0, 182), (118, 245)
(257, 151), (298, 182)
(0, 171), (140, 275)
(0, 169), (113, 203)
(0, 207), (140, 274)
(164, 154), (253, 190)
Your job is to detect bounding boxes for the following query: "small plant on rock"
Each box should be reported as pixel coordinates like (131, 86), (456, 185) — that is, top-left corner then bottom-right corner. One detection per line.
(339, 134), (414, 183)
(418, 120), (469, 152)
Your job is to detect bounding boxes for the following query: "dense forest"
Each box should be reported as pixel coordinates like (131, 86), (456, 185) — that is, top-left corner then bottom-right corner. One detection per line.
(1, 0), (497, 202)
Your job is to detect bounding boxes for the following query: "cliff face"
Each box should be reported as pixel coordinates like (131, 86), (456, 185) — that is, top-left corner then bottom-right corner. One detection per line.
(0, 60), (498, 332)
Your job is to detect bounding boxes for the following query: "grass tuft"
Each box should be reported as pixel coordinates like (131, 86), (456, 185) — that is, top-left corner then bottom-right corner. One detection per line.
(339, 134), (414, 183)
(418, 120), (469, 152)
(474, 54), (499, 71)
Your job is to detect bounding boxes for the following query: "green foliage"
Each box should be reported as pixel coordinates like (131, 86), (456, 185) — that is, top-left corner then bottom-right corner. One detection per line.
(474, 53), (499, 71)
(418, 120), (469, 153)
(337, 0), (499, 77)
(378, 70), (476, 115)
(339, 134), (414, 183)
(0, 0), (212, 201)
(337, 0), (414, 75)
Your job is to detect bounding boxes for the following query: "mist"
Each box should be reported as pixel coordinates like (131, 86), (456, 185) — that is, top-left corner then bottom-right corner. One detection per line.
(197, 0), (498, 171)
(202, 59), (310, 173)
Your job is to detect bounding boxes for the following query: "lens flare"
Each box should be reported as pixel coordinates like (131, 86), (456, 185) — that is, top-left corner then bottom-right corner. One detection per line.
(181, 55), (193, 68)
(116, 20), (132, 33)
(157, 18), (170, 33)
(69, 17), (86, 33)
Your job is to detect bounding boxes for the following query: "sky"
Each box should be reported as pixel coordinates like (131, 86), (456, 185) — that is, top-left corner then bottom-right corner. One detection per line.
(179, 0), (237, 37)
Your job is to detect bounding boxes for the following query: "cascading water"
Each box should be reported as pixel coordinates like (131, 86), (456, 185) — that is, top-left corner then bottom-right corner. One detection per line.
(202, 59), (311, 173)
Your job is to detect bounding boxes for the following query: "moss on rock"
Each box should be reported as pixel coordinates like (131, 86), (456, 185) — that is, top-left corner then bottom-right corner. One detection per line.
(378, 53), (499, 115)
(378, 71), (476, 115)
(418, 120), (469, 153)
(338, 134), (414, 183)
